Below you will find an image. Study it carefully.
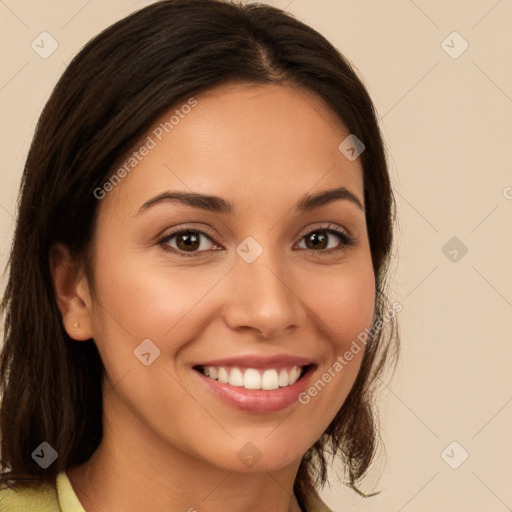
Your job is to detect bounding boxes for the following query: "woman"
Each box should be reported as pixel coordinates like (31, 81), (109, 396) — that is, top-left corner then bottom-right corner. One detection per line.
(0, 1), (399, 510)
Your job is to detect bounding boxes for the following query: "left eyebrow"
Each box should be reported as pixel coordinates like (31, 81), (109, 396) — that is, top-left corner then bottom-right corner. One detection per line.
(136, 186), (364, 216)
(295, 187), (364, 212)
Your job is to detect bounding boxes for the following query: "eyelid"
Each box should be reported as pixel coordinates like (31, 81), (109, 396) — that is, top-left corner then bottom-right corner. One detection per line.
(157, 222), (356, 257)
(297, 222), (353, 240)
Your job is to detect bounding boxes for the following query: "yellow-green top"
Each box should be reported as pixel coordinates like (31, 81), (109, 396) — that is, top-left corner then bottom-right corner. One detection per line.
(0, 471), (335, 512)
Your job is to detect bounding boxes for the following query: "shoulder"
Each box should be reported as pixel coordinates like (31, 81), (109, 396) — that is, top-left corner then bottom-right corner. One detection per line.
(0, 480), (61, 512)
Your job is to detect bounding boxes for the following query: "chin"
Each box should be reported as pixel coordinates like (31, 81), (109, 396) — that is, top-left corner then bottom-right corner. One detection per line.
(196, 434), (311, 474)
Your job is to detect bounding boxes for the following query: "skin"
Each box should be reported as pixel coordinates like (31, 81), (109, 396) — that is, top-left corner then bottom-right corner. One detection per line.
(51, 82), (376, 512)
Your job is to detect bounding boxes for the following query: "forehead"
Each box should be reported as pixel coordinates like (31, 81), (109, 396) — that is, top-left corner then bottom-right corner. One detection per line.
(99, 82), (364, 218)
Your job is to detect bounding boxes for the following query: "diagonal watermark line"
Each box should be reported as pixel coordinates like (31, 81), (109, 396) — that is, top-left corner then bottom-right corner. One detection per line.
(201, 471), (234, 502)
(61, 0), (92, 29)
(0, 0), (29, 28)
(408, 0), (439, 28)
(103, 369), (132, 399)
(264, 266), (344, 344)
(385, 384), (439, 438)
(162, 159), (331, 343)
(261, 264), (355, 438)
(161, 163), (235, 338)
(0, 62), (29, 92)
(293, 84), (342, 137)
(163, 367), (234, 438)
(283, 0), (295, 11)
(406, 266), (438, 297)
(266, 471), (293, 499)
(471, 471), (512, 511)
(395, 189), (438, 233)
(472, 61), (512, 105)
(163, 267), (234, 337)
(470, 205), (499, 233)
(267, 165), (337, 234)
(247, 84), (345, 235)
(380, 61), (439, 120)
(163, 162), (231, 233)
(162, 161), (342, 345)
(199, 467), (296, 512)
(472, 0), (503, 29)
(398, 472), (439, 511)
(471, 265), (512, 308)
(0, 203), (14, 220)
(472, 396), (512, 439)
(264, 408), (295, 438)
(201, 464), (300, 512)
(90, 288), (133, 337)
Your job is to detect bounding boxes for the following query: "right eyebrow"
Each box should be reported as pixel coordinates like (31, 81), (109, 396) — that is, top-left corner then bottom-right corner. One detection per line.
(137, 191), (234, 215)
(295, 187), (364, 212)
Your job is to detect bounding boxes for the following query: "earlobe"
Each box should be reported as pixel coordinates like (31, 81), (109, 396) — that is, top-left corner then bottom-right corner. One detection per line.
(49, 243), (94, 341)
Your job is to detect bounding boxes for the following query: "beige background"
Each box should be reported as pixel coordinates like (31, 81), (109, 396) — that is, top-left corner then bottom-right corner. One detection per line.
(1, 0), (511, 510)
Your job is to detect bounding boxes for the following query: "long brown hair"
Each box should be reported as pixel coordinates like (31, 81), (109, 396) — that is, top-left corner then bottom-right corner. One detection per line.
(0, 0), (398, 497)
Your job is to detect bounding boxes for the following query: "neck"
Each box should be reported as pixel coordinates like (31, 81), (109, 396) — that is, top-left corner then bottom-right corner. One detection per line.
(67, 396), (304, 512)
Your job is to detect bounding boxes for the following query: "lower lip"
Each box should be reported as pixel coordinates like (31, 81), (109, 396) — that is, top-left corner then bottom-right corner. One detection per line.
(194, 368), (314, 413)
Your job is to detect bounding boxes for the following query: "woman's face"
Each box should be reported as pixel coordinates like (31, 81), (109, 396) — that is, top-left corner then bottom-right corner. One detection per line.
(78, 82), (375, 473)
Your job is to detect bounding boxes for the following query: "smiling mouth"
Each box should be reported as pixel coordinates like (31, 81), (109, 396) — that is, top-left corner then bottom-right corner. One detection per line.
(193, 364), (313, 391)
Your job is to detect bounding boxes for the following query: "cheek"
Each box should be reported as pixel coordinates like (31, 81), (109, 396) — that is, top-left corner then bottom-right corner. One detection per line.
(91, 238), (376, 357)
(86, 234), (377, 470)
(295, 257), (375, 415)
(303, 260), (376, 354)
(89, 245), (227, 356)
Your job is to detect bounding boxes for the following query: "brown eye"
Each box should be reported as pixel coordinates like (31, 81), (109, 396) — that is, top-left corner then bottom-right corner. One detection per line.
(304, 231), (329, 250)
(159, 229), (218, 257)
(298, 227), (355, 252)
(175, 231), (201, 251)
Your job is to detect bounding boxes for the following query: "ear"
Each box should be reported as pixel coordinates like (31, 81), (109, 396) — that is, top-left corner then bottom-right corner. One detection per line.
(49, 242), (94, 341)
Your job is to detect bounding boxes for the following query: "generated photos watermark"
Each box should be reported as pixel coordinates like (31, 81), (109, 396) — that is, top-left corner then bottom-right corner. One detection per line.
(93, 97), (198, 200)
(298, 301), (402, 405)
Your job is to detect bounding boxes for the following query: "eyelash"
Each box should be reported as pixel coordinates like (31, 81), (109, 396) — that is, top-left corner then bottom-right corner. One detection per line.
(157, 223), (356, 258)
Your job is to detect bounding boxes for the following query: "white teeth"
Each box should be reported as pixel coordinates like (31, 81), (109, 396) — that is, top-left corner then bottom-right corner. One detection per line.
(288, 366), (301, 385)
(228, 368), (244, 387)
(218, 367), (229, 383)
(243, 368), (261, 389)
(200, 365), (305, 390)
(261, 369), (279, 390)
(278, 369), (289, 387)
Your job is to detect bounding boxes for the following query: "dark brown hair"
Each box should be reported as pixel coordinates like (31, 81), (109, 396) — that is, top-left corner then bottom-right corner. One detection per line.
(0, 0), (398, 498)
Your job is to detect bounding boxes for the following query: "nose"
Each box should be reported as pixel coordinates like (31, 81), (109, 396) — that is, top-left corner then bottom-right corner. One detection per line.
(222, 247), (304, 340)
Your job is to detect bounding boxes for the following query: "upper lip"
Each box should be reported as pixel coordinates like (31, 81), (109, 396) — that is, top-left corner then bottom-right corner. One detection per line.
(193, 354), (315, 369)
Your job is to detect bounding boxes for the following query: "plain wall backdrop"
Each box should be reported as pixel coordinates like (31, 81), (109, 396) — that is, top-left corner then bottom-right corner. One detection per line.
(1, 1), (511, 510)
